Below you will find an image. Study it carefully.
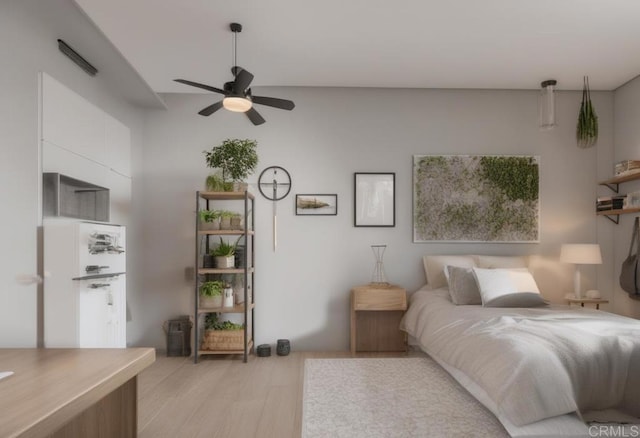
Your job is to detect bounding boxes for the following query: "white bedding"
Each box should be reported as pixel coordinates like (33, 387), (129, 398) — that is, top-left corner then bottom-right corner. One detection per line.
(400, 287), (640, 430)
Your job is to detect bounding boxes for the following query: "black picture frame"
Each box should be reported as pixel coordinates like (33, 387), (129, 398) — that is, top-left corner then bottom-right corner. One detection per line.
(354, 172), (395, 227)
(295, 194), (338, 216)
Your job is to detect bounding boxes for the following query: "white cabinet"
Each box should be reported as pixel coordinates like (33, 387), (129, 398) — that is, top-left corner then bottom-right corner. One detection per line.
(106, 170), (132, 225)
(42, 141), (109, 188)
(40, 73), (132, 222)
(78, 274), (126, 348)
(44, 220), (126, 348)
(42, 73), (105, 164)
(105, 114), (131, 177)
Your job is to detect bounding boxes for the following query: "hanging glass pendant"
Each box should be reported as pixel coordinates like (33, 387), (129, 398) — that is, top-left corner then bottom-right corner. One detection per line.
(371, 244), (389, 286)
(538, 79), (557, 130)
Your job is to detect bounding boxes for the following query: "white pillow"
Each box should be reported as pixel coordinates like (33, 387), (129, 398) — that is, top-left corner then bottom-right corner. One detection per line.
(472, 267), (546, 307)
(446, 265), (482, 305)
(423, 255), (476, 290)
(474, 255), (529, 269)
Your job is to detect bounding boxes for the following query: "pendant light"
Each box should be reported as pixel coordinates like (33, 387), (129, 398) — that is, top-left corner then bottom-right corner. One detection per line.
(538, 79), (557, 130)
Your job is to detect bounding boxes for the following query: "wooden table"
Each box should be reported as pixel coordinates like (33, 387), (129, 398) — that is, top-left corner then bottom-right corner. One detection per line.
(0, 348), (155, 438)
(566, 297), (609, 310)
(350, 284), (407, 354)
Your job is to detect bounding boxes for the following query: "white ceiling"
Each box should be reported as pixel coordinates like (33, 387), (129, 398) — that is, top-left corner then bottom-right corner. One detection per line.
(74, 0), (640, 93)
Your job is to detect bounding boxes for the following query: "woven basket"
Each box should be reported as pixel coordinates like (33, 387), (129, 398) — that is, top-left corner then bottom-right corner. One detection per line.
(201, 329), (245, 351)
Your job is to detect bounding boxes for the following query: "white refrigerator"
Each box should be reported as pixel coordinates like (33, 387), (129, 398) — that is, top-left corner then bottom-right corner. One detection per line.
(44, 220), (126, 348)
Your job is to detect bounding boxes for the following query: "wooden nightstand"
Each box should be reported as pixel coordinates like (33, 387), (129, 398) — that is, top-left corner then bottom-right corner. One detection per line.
(350, 284), (407, 354)
(566, 297), (609, 310)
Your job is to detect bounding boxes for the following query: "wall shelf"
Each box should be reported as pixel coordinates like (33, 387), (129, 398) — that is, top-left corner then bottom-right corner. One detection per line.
(597, 172), (640, 223)
(599, 172), (640, 193)
(596, 207), (640, 224)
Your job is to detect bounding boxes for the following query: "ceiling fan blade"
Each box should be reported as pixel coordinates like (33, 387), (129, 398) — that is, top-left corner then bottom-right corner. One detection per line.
(198, 101), (224, 116)
(233, 68), (254, 93)
(251, 95), (295, 110)
(174, 79), (225, 95)
(245, 107), (266, 125)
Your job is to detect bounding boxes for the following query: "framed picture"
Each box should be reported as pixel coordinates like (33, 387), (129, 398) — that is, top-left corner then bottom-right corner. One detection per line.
(413, 155), (539, 242)
(354, 172), (395, 227)
(296, 194), (338, 216)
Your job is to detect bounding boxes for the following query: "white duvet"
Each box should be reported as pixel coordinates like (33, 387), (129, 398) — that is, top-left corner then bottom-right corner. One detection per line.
(400, 288), (640, 427)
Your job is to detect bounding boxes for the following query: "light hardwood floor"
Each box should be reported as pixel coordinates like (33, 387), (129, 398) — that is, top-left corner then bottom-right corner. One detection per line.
(138, 350), (420, 438)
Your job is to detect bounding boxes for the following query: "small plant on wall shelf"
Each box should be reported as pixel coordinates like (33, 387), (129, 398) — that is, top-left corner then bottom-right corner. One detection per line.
(204, 139), (258, 191)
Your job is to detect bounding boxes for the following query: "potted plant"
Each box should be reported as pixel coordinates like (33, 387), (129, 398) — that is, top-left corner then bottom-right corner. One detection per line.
(219, 210), (235, 230)
(213, 237), (235, 268)
(205, 173), (225, 192)
(230, 212), (243, 230)
(199, 210), (220, 230)
(201, 313), (245, 351)
(203, 138), (258, 192)
(199, 280), (224, 308)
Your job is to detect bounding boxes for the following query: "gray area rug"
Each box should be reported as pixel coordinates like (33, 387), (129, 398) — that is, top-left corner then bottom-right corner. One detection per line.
(302, 357), (509, 438)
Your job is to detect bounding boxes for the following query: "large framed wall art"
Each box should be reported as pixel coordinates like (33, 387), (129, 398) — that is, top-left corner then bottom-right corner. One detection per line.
(413, 155), (539, 242)
(354, 172), (395, 227)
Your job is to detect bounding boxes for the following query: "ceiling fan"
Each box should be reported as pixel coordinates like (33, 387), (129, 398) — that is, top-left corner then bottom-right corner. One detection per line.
(174, 22), (295, 126)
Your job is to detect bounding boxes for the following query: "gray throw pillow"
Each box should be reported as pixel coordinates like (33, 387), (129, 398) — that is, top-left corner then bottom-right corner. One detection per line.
(446, 265), (482, 305)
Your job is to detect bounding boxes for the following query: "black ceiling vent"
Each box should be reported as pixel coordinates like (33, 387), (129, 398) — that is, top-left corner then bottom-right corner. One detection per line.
(57, 39), (98, 77)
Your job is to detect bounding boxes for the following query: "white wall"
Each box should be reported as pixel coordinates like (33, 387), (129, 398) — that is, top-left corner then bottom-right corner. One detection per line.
(137, 87), (614, 351)
(0, 0), (149, 347)
(612, 76), (640, 319)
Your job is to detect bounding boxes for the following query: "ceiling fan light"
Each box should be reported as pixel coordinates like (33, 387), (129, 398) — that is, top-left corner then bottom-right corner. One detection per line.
(223, 96), (252, 112)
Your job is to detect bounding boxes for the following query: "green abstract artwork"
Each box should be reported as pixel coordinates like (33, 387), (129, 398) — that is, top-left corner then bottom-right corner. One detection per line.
(413, 155), (539, 242)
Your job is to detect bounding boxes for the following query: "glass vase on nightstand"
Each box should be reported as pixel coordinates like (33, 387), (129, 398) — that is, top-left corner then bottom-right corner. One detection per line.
(371, 244), (389, 286)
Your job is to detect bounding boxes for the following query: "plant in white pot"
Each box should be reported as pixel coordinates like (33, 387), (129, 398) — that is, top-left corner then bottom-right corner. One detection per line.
(199, 280), (224, 308)
(203, 138), (258, 192)
(213, 238), (235, 268)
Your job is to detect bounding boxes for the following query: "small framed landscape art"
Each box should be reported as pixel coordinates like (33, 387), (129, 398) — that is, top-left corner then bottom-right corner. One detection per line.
(354, 172), (395, 227)
(295, 194), (338, 216)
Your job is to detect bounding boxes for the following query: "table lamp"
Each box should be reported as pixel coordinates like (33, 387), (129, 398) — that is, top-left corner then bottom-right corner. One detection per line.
(560, 244), (602, 299)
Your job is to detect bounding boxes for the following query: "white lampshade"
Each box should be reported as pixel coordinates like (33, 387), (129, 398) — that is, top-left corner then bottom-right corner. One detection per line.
(560, 244), (602, 265)
(223, 96), (252, 112)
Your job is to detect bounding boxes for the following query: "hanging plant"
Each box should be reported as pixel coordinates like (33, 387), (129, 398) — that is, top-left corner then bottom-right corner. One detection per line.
(576, 76), (598, 148)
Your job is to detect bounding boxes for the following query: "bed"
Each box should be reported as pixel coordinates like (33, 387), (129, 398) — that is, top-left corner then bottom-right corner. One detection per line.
(400, 255), (640, 437)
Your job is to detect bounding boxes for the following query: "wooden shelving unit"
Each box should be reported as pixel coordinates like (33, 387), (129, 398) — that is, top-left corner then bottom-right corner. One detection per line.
(194, 191), (255, 363)
(597, 172), (640, 224)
